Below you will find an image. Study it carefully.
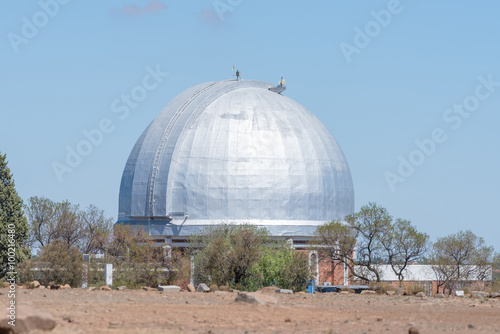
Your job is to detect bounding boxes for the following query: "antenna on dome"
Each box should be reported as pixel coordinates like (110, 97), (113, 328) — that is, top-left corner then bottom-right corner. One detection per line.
(269, 76), (286, 94)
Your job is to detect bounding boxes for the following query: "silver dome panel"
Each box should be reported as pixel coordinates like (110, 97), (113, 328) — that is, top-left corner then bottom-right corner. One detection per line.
(118, 79), (354, 237)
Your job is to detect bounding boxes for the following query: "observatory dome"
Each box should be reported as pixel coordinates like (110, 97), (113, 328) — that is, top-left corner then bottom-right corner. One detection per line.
(118, 79), (354, 238)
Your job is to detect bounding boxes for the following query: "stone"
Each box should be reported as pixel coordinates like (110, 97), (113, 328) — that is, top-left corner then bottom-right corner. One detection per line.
(0, 305), (56, 333)
(141, 286), (156, 291)
(455, 290), (464, 297)
(468, 324), (475, 329)
(275, 289), (293, 294)
(100, 286), (112, 291)
(197, 283), (210, 293)
(116, 286), (127, 291)
(88, 287), (97, 291)
(415, 292), (425, 298)
(62, 315), (73, 323)
(386, 291), (396, 296)
(32, 280), (41, 288)
(235, 292), (277, 306)
(158, 285), (181, 292)
(63, 284), (71, 290)
(434, 293), (445, 298)
(471, 291), (489, 298)
(408, 326), (419, 334)
(360, 290), (376, 295)
(187, 284), (196, 292)
(489, 292), (500, 298)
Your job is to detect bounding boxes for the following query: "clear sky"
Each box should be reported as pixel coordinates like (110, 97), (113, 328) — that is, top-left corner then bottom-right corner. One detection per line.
(1, 1), (499, 251)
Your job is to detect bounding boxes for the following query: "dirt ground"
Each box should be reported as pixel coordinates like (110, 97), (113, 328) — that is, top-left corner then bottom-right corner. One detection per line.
(2, 287), (500, 334)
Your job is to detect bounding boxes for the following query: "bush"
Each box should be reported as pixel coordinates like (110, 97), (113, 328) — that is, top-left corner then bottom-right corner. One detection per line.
(369, 282), (396, 295)
(244, 245), (312, 292)
(190, 224), (268, 287)
(35, 239), (83, 287)
(191, 225), (313, 292)
(404, 282), (426, 295)
(107, 225), (183, 288)
(281, 252), (312, 292)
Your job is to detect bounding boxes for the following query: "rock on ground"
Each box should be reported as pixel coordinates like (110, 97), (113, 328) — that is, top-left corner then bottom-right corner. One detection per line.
(275, 289), (293, 294)
(472, 291), (489, 298)
(100, 286), (112, 291)
(361, 290), (376, 295)
(415, 292), (425, 298)
(197, 283), (210, 293)
(489, 292), (500, 298)
(235, 292), (277, 306)
(158, 285), (181, 292)
(187, 284), (196, 292)
(408, 326), (419, 334)
(0, 305), (56, 333)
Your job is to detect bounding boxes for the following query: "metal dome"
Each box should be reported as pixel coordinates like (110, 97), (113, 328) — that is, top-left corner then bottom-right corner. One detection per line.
(117, 79), (354, 237)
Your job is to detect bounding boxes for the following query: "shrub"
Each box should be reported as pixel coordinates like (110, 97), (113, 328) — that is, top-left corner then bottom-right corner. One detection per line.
(190, 224), (268, 287)
(405, 282), (426, 295)
(106, 225), (183, 288)
(281, 251), (312, 292)
(34, 239), (83, 287)
(369, 282), (396, 295)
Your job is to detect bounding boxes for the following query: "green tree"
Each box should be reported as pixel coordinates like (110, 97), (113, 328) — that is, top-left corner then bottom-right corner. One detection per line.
(191, 225), (312, 292)
(190, 224), (268, 287)
(245, 240), (312, 292)
(281, 251), (312, 292)
(381, 218), (429, 286)
(492, 253), (500, 291)
(36, 239), (83, 287)
(0, 152), (30, 278)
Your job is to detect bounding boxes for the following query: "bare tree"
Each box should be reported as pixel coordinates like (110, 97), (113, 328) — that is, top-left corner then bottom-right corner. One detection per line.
(26, 196), (112, 254)
(56, 201), (80, 247)
(78, 205), (113, 254)
(312, 221), (357, 282)
(25, 196), (59, 248)
(346, 202), (392, 282)
(381, 218), (429, 286)
(429, 230), (495, 294)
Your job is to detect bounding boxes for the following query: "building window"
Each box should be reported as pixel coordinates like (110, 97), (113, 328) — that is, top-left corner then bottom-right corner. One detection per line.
(309, 251), (319, 285)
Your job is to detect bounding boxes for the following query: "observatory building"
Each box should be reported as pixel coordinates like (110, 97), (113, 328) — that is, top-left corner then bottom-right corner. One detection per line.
(117, 79), (354, 247)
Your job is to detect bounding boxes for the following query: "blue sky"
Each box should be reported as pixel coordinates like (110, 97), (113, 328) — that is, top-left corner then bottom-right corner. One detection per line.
(1, 0), (499, 251)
